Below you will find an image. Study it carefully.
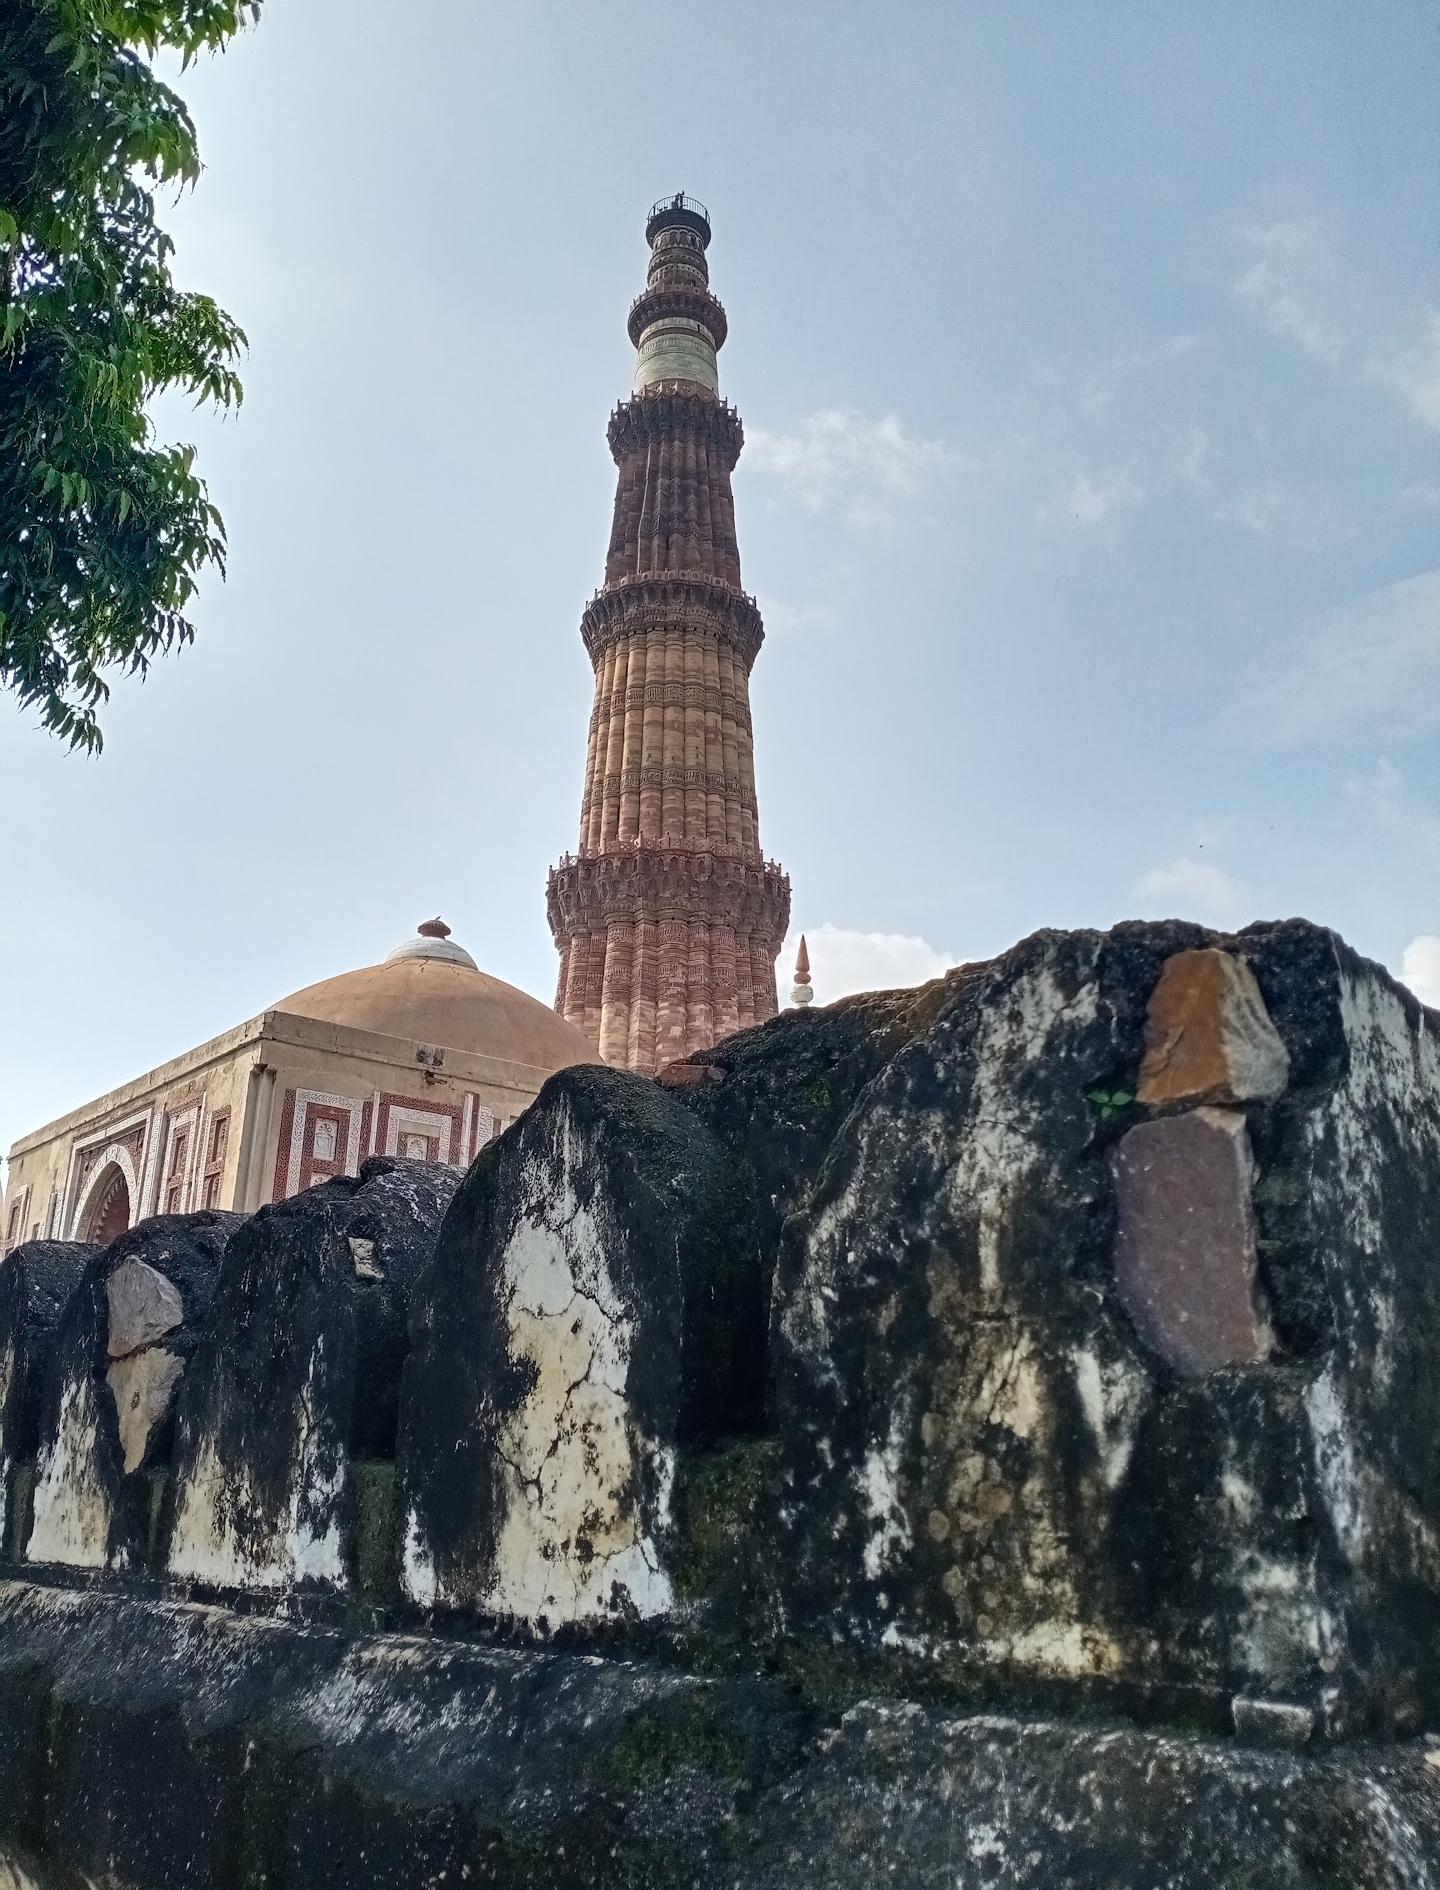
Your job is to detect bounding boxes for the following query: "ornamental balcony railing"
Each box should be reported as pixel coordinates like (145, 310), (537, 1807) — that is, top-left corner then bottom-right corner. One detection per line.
(585, 569), (758, 613)
(550, 838), (788, 875)
(645, 193), (711, 245)
(627, 286), (727, 350)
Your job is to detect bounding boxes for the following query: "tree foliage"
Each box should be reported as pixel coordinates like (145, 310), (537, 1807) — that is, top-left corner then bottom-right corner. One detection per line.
(0, 0), (258, 750)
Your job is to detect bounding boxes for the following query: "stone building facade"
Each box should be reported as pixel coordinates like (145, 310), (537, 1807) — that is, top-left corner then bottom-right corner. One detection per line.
(1, 923), (593, 1256)
(547, 195), (791, 1072)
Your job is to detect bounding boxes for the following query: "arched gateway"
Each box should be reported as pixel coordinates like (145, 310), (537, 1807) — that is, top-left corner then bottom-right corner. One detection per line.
(78, 1162), (132, 1246)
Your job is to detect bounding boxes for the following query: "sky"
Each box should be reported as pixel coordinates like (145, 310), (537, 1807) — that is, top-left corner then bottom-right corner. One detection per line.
(3, 0), (1439, 1164)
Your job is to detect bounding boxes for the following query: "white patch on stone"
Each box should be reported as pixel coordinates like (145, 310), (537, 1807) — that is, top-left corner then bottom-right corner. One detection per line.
(946, 967), (1099, 1305)
(106, 1347), (184, 1474)
(0, 1848), (53, 1890)
(1067, 1345), (1148, 1491)
(0, 1335), (14, 1548)
(348, 1237), (382, 1282)
(401, 1506), (437, 1607)
(859, 1409), (913, 1580)
(27, 1375), (123, 1571)
(478, 1104), (675, 1627)
(996, 1618), (1125, 1679)
(168, 1346), (345, 1591)
(1220, 1468), (1260, 1528)
(1305, 1367), (1365, 1563)
(1357, 1776), (1435, 1887)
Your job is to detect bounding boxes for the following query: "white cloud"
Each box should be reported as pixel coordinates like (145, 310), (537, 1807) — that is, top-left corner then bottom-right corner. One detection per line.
(1240, 219), (1323, 264)
(1171, 425), (1214, 492)
(781, 923), (961, 1006)
(1237, 569), (1440, 745)
(1066, 466), (1144, 525)
(1368, 311), (1440, 432)
(1227, 484), (1286, 535)
(1232, 222), (1340, 367)
(743, 409), (951, 520)
(1078, 334), (1198, 420)
(1348, 757), (1440, 858)
(1131, 857), (1250, 928)
(1399, 936), (1440, 1009)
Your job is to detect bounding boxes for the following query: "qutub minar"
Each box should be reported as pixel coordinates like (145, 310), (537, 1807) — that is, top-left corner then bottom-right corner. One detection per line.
(546, 194), (791, 1073)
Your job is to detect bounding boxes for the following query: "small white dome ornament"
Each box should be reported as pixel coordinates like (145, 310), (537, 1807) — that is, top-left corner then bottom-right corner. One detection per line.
(790, 935), (814, 1009)
(385, 917), (480, 971)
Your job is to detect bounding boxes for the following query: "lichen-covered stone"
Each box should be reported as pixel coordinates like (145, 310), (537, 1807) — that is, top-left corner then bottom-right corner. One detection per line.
(1233, 1695), (1316, 1746)
(2, 917), (1440, 1881)
(397, 1064), (761, 1625)
(24, 1214), (238, 1573)
(164, 1158), (457, 1596)
(0, 1240), (95, 1555)
(1113, 1108), (1273, 1374)
(764, 920), (1440, 1732)
(0, 1582), (1434, 1890)
(1138, 947), (1291, 1105)
(666, 976), (953, 1283)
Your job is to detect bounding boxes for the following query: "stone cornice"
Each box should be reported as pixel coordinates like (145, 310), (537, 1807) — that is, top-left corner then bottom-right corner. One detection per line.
(580, 574), (764, 669)
(547, 847), (790, 944)
(607, 390), (744, 469)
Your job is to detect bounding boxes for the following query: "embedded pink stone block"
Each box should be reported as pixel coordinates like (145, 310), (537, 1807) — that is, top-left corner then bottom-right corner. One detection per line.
(1113, 1108), (1272, 1375)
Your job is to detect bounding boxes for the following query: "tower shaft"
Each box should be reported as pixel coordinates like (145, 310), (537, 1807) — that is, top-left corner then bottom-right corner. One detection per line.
(547, 197), (790, 1073)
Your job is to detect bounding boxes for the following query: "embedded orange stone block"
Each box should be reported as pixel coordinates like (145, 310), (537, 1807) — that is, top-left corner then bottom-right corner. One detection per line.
(1137, 949), (1290, 1107)
(1113, 1108), (1272, 1375)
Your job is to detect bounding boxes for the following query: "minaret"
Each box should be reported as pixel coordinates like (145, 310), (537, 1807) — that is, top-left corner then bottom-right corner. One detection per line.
(547, 195), (791, 1072)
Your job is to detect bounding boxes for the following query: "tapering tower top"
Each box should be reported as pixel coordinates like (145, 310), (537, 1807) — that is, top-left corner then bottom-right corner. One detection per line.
(630, 192), (727, 396)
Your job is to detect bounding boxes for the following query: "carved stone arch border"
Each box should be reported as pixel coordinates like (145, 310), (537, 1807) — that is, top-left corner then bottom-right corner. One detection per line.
(60, 1107), (154, 1236)
(69, 1142), (141, 1241)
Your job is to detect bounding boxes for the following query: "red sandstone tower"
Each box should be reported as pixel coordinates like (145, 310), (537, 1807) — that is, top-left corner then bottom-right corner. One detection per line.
(547, 195), (791, 1072)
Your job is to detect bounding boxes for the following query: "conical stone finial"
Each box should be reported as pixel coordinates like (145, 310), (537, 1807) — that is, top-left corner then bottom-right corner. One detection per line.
(791, 935), (814, 1009)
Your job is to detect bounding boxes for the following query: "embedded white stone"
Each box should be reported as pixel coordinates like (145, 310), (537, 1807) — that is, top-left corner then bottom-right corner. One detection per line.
(106, 1259), (183, 1360)
(107, 1347), (184, 1474)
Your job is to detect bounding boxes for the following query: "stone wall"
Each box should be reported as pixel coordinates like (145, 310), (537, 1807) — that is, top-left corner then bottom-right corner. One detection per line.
(3, 919), (1440, 1885)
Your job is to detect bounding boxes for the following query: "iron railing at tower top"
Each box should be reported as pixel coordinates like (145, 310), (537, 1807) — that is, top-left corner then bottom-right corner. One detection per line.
(646, 193), (711, 243)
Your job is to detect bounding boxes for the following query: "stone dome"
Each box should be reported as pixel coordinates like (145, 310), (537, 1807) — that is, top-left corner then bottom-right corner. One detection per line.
(274, 921), (596, 1073)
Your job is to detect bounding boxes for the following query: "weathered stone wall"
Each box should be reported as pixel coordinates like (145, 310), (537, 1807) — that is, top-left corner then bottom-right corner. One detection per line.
(3, 919), (1440, 1885)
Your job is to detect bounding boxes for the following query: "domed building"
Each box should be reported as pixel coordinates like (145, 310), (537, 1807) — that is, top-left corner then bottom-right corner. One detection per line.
(1, 921), (595, 1254)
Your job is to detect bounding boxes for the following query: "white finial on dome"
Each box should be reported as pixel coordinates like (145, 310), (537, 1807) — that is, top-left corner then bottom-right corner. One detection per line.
(385, 918), (479, 971)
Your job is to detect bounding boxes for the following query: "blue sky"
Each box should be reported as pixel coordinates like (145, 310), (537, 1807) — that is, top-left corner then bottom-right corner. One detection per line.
(3, 0), (1439, 1160)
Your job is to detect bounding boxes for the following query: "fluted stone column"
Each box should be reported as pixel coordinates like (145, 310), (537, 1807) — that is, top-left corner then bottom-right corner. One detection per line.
(548, 197), (790, 1071)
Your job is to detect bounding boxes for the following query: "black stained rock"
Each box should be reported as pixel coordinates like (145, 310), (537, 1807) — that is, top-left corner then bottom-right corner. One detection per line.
(0, 1581), (1433, 1890)
(2, 917), (1440, 1880)
(663, 976), (956, 1297)
(23, 1213), (240, 1575)
(761, 919), (1440, 1734)
(396, 1064), (761, 1626)
(0, 1240), (95, 1555)
(162, 1157), (458, 1596)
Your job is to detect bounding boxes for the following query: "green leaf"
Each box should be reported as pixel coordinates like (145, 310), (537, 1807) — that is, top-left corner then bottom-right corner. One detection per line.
(0, 0), (260, 749)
